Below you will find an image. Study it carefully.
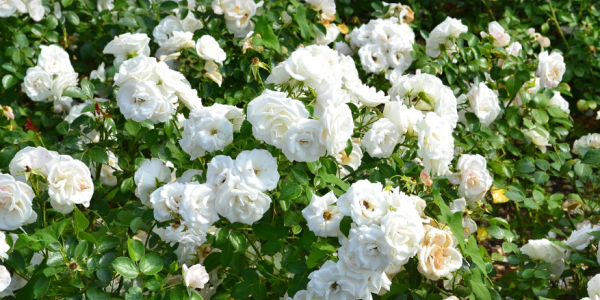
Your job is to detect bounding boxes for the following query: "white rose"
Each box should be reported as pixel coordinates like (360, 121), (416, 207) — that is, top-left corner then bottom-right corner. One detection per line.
(320, 103), (354, 155)
(204, 103), (245, 131)
(45, 155), (94, 214)
(50, 71), (78, 108)
(203, 59), (223, 86)
(114, 55), (159, 86)
(22, 66), (52, 102)
(415, 113), (455, 176)
(305, 0), (335, 20)
(350, 84), (390, 107)
(179, 109), (233, 159)
(0, 232), (9, 260)
(215, 176), (271, 225)
(9, 146), (58, 182)
(425, 17), (468, 58)
(314, 23), (340, 45)
(335, 141), (363, 177)
(506, 41), (522, 56)
(25, 0), (43, 21)
(182, 264), (210, 289)
(573, 133), (600, 155)
(97, 0), (114, 11)
(346, 224), (393, 271)
(481, 21), (510, 47)
(206, 155), (235, 193)
(548, 91), (570, 114)
(522, 126), (550, 153)
(180, 183), (218, 232)
(0, 174), (36, 230)
(195, 35), (226, 63)
(103, 33), (151, 66)
(90, 62), (106, 82)
(338, 180), (389, 226)
(460, 82), (501, 126)
(0, 0), (17, 17)
(234, 149), (279, 191)
(521, 239), (566, 263)
(116, 81), (165, 122)
(175, 169), (203, 184)
(0, 266), (10, 293)
(389, 73), (458, 128)
(246, 89), (309, 148)
(359, 44), (388, 74)
(334, 41), (354, 56)
(363, 118), (401, 158)
(281, 119), (327, 163)
(387, 39), (413, 73)
(566, 223), (600, 251)
(134, 158), (173, 206)
(153, 15), (184, 46)
(381, 206), (424, 266)
(91, 150), (121, 186)
(536, 51), (565, 89)
(418, 227), (463, 280)
(447, 154), (493, 205)
(37, 45), (74, 75)
(158, 31), (196, 55)
(307, 260), (360, 299)
(302, 191), (343, 238)
(164, 224), (207, 248)
(149, 182), (185, 222)
(588, 274), (600, 299)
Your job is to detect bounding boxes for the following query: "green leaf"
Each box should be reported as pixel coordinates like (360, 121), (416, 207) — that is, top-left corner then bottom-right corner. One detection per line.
(229, 232), (247, 253)
(128, 238), (145, 262)
(125, 120), (141, 137)
(61, 0), (73, 7)
(74, 207), (89, 231)
(339, 216), (352, 238)
(466, 236), (487, 275)
(2, 75), (17, 89)
(139, 253), (163, 275)
(97, 235), (120, 252)
(160, 0), (178, 10)
(63, 86), (87, 99)
(306, 248), (328, 268)
(320, 174), (349, 191)
(582, 149), (600, 164)
(515, 158), (535, 173)
(464, 112), (481, 132)
(532, 109), (549, 124)
(436, 191), (465, 249)
(231, 281), (252, 299)
(33, 276), (50, 298)
(468, 278), (491, 300)
(64, 11), (80, 25)
(125, 286), (143, 300)
(252, 223), (277, 240)
(112, 257), (139, 278)
(14, 33), (28, 47)
(81, 79), (95, 99)
(294, 5), (313, 41)
(254, 15), (281, 54)
(56, 121), (70, 135)
(88, 148), (109, 165)
(506, 76), (523, 97)
(280, 183), (302, 201)
(290, 168), (309, 185)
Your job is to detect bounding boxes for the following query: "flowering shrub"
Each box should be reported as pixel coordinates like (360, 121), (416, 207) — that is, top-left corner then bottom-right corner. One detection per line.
(0, 0), (600, 299)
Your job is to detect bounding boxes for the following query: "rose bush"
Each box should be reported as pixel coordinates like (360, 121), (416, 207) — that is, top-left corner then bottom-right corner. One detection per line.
(0, 0), (600, 299)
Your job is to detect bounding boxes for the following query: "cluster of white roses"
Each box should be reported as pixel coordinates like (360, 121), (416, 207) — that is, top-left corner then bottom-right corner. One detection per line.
(344, 15), (415, 74)
(179, 103), (244, 160)
(104, 33), (205, 122)
(0, 0), (44, 21)
(261, 45), (395, 163)
(298, 180), (465, 299)
(211, 0), (263, 38)
(7, 146), (94, 215)
(135, 150), (278, 263)
(22, 45), (79, 113)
